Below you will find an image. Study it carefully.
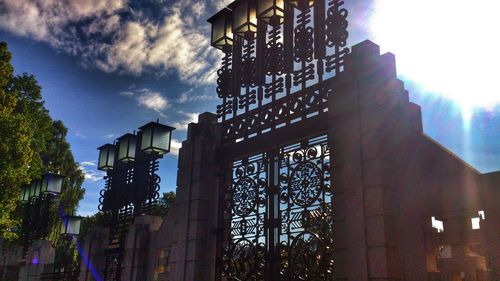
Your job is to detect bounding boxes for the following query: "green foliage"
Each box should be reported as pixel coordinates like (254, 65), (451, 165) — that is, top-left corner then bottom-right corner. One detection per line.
(78, 192), (177, 242)
(150, 191), (176, 217)
(79, 212), (112, 241)
(0, 42), (85, 241)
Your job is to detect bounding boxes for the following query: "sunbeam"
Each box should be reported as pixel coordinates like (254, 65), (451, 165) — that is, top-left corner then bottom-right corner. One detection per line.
(369, 0), (500, 124)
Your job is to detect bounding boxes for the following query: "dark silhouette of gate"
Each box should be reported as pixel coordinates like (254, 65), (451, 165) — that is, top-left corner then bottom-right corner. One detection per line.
(208, 0), (349, 279)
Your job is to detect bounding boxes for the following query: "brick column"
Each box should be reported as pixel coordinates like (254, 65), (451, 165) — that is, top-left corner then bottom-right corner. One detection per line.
(169, 112), (221, 281)
(329, 40), (424, 281)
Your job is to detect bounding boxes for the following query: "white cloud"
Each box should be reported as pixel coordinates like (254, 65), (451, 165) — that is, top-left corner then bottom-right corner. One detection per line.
(0, 0), (222, 85)
(137, 91), (169, 112)
(176, 88), (216, 104)
(0, 0), (125, 46)
(102, 134), (117, 140)
(79, 161), (106, 182)
(75, 132), (87, 138)
(214, 0), (233, 10)
(171, 111), (199, 131)
(191, 1), (206, 19)
(80, 161), (97, 167)
(170, 138), (183, 156)
(120, 88), (169, 114)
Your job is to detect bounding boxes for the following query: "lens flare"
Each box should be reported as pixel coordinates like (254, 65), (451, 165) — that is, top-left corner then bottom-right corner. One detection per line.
(369, 0), (500, 116)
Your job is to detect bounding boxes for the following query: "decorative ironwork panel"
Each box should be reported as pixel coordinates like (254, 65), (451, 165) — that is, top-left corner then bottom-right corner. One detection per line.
(215, 0), (349, 143)
(277, 135), (333, 280)
(221, 153), (268, 281)
(221, 135), (333, 281)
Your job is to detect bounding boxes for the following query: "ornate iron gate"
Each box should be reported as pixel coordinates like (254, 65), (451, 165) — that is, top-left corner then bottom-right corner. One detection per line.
(209, 0), (349, 279)
(221, 134), (333, 281)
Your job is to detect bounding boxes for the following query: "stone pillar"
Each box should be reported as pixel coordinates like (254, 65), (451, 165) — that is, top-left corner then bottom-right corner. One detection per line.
(329, 40), (424, 281)
(18, 240), (55, 281)
(79, 226), (109, 281)
(168, 112), (220, 281)
(0, 242), (22, 280)
(122, 215), (162, 281)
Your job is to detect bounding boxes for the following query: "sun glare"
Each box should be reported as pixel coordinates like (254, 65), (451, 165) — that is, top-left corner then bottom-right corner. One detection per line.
(370, 0), (500, 116)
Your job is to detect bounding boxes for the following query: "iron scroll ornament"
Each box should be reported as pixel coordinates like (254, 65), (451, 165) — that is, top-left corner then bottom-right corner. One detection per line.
(215, 0), (349, 144)
(288, 158), (323, 207)
(221, 135), (333, 281)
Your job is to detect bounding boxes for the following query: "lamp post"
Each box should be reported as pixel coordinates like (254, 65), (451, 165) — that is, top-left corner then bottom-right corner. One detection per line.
(55, 216), (82, 281)
(39, 215), (83, 281)
(97, 120), (175, 281)
(19, 173), (64, 257)
(19, 173), (65, 281)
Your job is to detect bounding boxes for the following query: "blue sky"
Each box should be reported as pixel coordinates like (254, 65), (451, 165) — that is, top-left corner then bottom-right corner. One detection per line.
(1, 0), (499, 216)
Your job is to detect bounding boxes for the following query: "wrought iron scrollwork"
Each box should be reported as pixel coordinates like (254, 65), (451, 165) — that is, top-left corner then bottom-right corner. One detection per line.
(222, 154), (267, 280)
(326, 0), (349, 48)
(221, 135), (333, 281)
(240, 40), (258, 88)
(294, 9), (314, 63)
(217, 52), (233, 99)
(216, 0), (345, 279)
(265, 26), (285, 76)
(215, 0), (349, 143)
(325, 0), (349, 75)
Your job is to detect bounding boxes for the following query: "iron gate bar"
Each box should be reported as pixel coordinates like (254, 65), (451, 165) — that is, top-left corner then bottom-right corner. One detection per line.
(217, 113), (328, 163)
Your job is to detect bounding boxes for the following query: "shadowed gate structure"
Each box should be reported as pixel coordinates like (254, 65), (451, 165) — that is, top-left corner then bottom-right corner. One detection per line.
(72, 1), (500, 280)
(209, 0), (348, 279)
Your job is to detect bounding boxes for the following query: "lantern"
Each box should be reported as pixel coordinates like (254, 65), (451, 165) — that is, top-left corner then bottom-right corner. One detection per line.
(117, 133), (137, 163)
(98, 144), (116, 171)
(287, 0), (314, 10)
(208, 8), (234, 52)
(257, 0), (285, 26)
(30, 181), (41, 198)
(139, 121), (175, 155)
(229, 0), (258, 40)
(19, 186), (30, 202)
(41, 173), (63, 194)
(60, 216), (82, 236)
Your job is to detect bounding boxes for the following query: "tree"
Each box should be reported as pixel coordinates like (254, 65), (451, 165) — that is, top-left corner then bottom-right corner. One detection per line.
(0, 42), (85, 241)
(150, 191), (176, 217)
(79, 212), (112, 241)
(158, 191), (176, 214)
(0, 42), (34, 240)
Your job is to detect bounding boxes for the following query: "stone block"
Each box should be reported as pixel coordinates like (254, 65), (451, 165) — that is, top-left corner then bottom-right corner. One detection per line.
(359, 104), (398, 134)
(367, 246), (400, 278)
(333, 248), (349, 279)
(365, 215), (398, 247)
(189, 181), (213, 201)
(332, 162), (363, 192)
(361, 130), (389, 160)
(191, 162), (217, 182)
(333, 219), (347, 248)
(198, 112), (218, 124)
(189, 199), (210, 221)
(362, 158), (391, 188)
(332, 191), (347, 219)
(186, 240), (208, 261)
(328, 82), (358, 117)
(349, 40), (381, 68)
(188, 218), (210, 240)
(358, 73), (397, 108)
(364, 186), (388, 217)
